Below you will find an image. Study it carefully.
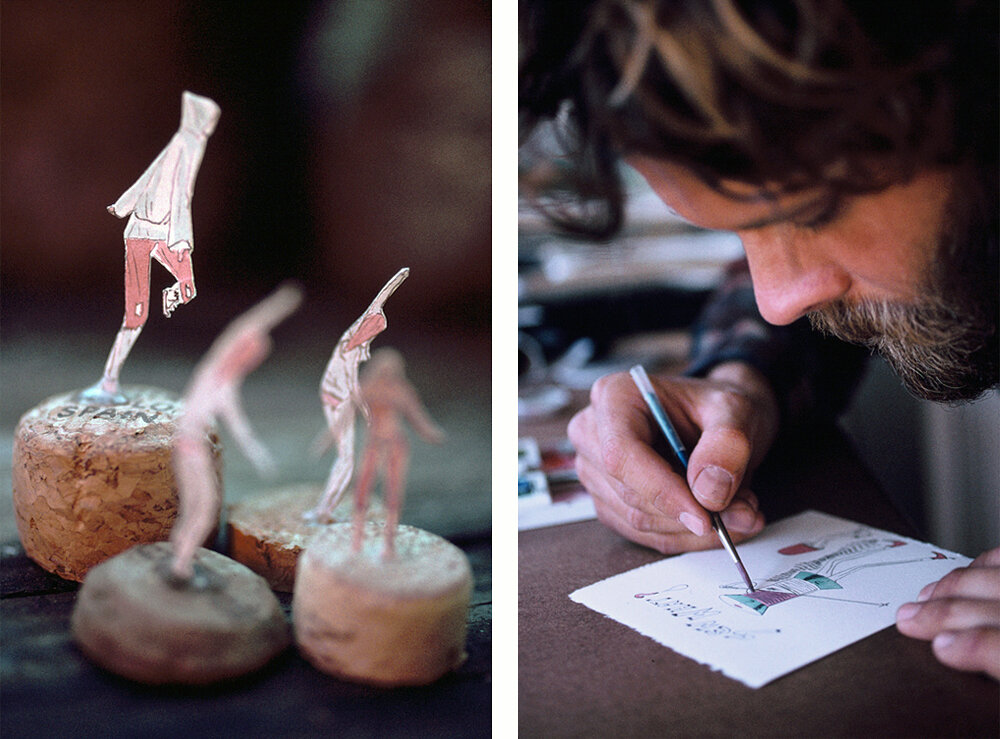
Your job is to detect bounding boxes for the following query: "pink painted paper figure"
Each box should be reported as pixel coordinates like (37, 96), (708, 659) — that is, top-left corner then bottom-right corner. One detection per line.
(170, 284), (302, 581)
(306, 268), (409, 523)
(352, 348), (445, 557)
(82, 91), (221, 405)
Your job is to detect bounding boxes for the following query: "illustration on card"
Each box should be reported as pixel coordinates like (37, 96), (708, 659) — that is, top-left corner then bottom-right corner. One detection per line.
(718, 526), (959, 615)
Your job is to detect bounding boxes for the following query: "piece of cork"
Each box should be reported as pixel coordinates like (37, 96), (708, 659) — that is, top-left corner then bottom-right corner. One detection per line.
(11, 386), (221, 581)
(293, 521), (472, 686)
(71, 542), (290, 684)
(226, 483), (384, 592)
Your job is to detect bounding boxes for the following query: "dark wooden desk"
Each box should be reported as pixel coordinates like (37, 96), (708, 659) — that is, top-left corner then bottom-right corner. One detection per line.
(1, 533), (490, 738)
(519, 415), (999, 737)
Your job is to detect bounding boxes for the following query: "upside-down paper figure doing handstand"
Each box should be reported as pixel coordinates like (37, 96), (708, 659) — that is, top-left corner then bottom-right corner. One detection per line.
(306, 268), (409, 523)
(82, 91), (221, 404)
(352, 348), (445, 556)
(169, 284), (302, 581)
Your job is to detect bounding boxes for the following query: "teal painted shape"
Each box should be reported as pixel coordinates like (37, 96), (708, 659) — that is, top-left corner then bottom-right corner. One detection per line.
(795, 572), (842, 590)
(725, 594), (769, 614)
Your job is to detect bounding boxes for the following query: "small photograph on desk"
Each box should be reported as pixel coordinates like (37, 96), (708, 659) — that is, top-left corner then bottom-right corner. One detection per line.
(517, 437), (596, 530)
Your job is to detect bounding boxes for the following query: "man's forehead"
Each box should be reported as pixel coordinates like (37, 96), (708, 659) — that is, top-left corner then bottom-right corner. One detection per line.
(627, 156), (830, 231)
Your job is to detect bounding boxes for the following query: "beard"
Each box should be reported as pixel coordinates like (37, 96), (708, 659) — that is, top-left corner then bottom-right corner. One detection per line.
(809, 164), (998, 403)
(809, 163), (1000, 403)
(809, 294), (997, 402)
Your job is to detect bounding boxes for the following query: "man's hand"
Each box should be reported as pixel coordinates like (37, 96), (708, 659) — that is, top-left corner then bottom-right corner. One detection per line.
(567, 361), (779, 554)
(896, 547), (1000, 679)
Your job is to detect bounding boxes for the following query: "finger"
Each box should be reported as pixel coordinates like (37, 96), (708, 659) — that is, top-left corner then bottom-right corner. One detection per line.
(579, 446), (764, 547)
(719, 488), (766, 535)
(970, 547), (1000, 568)
(684, 391), (754, 511)
(575, 453), (677, 535)
(931, 628), (1000, 679)
(589, 492), (721, 555)
(589, 374), (714, 532)
(896, 598), (1000, 640)
(571, 404), (764, 537)
(916, 566), (1000, 602)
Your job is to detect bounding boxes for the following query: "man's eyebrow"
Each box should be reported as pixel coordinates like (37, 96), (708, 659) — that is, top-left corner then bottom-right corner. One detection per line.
(667, 193), (835, 231)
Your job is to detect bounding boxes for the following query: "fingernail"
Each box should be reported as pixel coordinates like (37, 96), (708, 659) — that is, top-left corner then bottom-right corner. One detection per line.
(692, 466), (733, 507)
(917, 581), (937, 602)
(679, 511), (708, 537)
(721, 507), (755, 533)
(896, 602), (920, 621)
(933, 632), (956, 650)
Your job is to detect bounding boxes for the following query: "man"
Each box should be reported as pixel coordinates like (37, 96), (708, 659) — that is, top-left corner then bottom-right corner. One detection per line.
(520, 1), (998, 678)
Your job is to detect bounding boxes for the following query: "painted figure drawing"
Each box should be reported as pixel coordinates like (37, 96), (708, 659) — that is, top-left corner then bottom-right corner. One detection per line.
(570, 510), (971, 688)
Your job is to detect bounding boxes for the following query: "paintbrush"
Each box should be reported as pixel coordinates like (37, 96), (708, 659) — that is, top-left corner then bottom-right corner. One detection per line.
(629, 364), (755, 593)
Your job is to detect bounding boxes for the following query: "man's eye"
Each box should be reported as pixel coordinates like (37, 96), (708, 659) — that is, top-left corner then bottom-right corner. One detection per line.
(797, 200), (844, 231)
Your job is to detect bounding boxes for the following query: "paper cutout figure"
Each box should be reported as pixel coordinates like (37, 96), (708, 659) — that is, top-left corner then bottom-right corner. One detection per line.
(81, 91), (221, 405)
(306, 268), (409, 523)
(169, 284), (302, 581)
(351, 348), (445, 557)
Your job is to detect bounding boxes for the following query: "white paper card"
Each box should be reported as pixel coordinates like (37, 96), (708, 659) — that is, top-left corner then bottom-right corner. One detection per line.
(570, 510), (971, 688)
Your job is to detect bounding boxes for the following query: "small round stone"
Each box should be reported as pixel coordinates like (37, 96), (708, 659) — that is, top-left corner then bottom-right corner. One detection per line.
(71, 542), (290, 684)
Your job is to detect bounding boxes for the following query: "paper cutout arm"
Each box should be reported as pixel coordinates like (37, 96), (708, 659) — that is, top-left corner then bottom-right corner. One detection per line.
(169, 284), (301, 580)
(400, 384), (446, 444)
(107, 145), (169, 218)
(217, 385), (276, 477)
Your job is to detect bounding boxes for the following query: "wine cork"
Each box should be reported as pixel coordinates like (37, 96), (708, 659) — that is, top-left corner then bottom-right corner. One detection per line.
(11, 386), (221, 581)
(226, 483), (384, 592)
(71, 542), (290, 684)
(293, 521), (472, 686)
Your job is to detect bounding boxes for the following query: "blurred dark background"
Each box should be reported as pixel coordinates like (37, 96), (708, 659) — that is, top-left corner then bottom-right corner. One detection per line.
(2, 0), (490, 325)
(1, 0), (492, 541)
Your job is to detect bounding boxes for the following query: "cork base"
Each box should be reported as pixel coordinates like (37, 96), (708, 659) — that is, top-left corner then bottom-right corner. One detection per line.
(71, 542), (290, 685)
(11, 386), (221, 582)
(293, 521), (472, 686)
(226, 484), (384, 592)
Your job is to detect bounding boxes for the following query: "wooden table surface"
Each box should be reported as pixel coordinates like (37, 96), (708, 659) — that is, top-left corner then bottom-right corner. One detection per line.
(1, 533), (490, 739)
(518, 394), (999, 738)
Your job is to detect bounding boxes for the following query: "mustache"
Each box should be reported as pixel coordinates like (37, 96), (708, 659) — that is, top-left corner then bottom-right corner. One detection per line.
(808, 297), (996, 402)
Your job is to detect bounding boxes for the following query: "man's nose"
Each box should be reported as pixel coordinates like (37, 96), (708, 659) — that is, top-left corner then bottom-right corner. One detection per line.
(738, 228), (851, 326)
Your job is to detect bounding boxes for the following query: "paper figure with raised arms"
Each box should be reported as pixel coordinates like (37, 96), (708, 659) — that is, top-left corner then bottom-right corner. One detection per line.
(82, 91), (221, 404)
(306, 268), (409, 523)
(169, 284), (302, 581)
(351, 347), (445, 557)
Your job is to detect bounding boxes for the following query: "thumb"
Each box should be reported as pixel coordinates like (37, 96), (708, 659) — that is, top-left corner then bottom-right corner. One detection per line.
(686, 426), (751, 511)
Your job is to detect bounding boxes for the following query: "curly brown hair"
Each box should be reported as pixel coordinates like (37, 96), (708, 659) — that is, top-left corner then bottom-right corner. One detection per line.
(520, 0), (997, 238)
